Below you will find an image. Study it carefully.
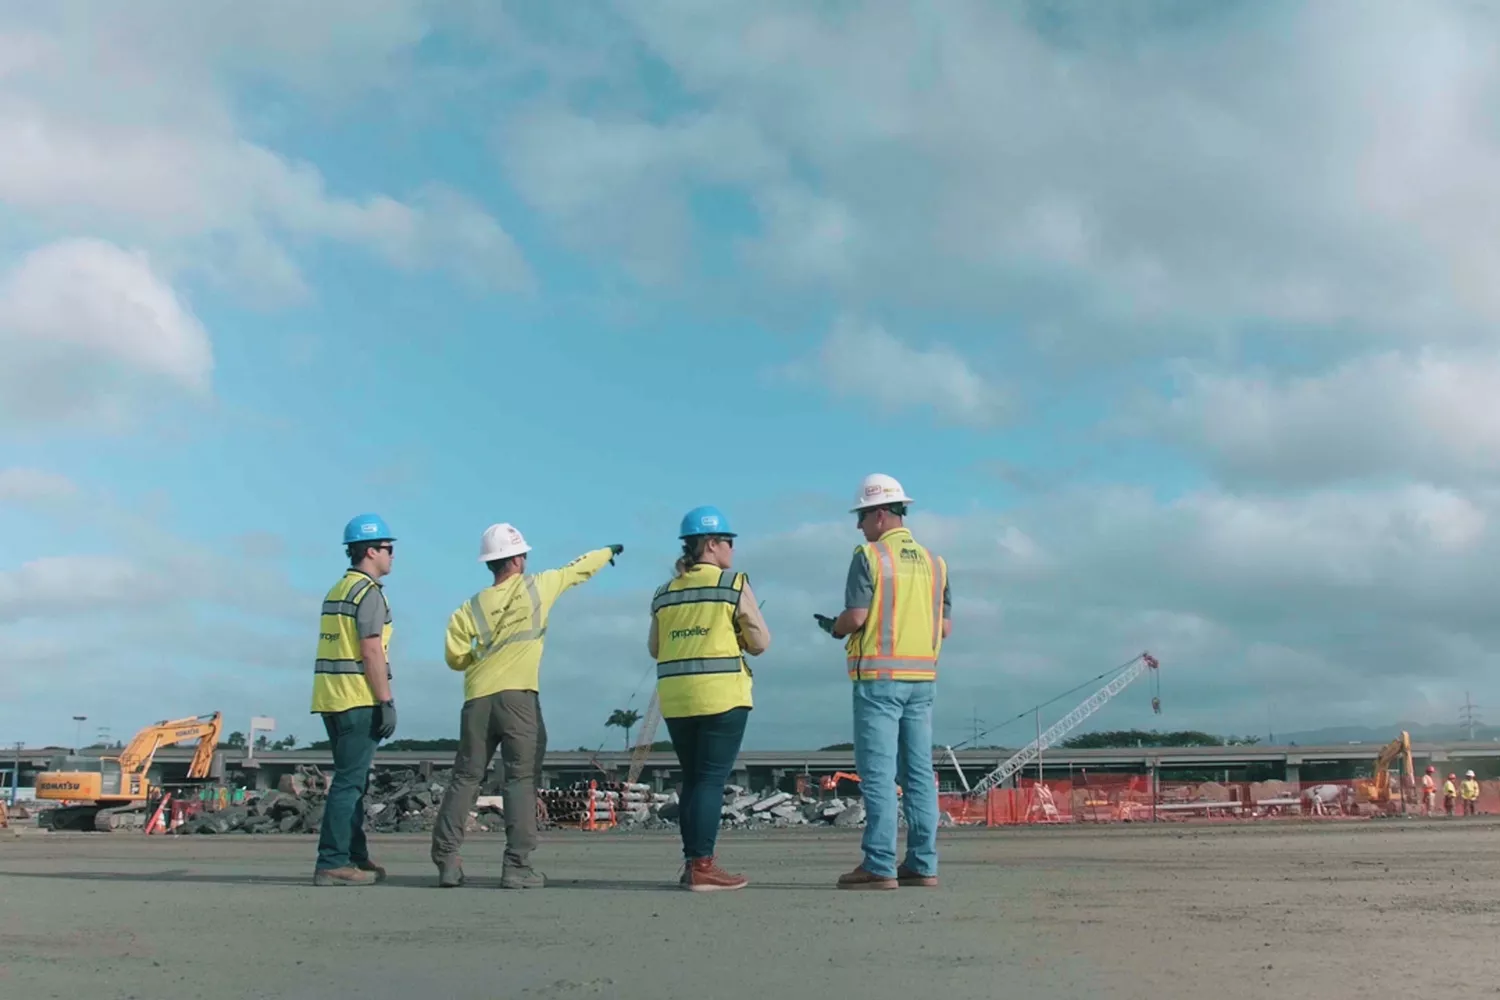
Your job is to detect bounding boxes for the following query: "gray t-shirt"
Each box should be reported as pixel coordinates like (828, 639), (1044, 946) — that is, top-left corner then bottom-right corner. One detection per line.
(355, 584), (390, 639)
(845, 549), (952, 614)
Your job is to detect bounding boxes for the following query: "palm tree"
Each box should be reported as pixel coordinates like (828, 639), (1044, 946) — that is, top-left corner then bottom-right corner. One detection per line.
(605, 708), (643, 750)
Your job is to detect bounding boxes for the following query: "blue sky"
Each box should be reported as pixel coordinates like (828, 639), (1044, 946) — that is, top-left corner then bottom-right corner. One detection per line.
(4, 1), (1500, 751)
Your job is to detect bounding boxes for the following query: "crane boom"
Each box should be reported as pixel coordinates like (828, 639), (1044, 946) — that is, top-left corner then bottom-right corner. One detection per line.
(957, 654), (1160, 798)
(626, 691), (663, 786)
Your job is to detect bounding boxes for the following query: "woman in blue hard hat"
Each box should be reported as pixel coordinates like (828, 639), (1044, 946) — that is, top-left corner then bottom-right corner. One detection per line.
(647, 505), (771, 891)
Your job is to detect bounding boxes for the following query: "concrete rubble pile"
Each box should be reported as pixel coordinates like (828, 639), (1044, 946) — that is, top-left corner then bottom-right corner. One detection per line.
(174, 765), (507, 835)
(619, 784), (875, 831)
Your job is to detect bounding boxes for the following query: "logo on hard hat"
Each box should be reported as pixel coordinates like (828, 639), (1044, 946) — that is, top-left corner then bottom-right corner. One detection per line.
(863, 485), (883, 498)
(507, 528), (522, 542)
(701, 515), (719, 528)
(360, 524), (377, 535)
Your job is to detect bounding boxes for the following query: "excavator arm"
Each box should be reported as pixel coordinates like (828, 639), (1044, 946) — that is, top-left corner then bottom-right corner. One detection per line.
(119, 713), (223, 778)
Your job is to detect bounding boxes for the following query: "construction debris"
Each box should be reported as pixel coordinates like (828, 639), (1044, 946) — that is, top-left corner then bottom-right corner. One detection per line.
(165, 768), (890, 834)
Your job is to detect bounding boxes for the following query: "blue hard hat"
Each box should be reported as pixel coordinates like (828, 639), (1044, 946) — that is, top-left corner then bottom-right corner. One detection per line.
(679, 505), (736, 539)
(343, 513), (395, 545)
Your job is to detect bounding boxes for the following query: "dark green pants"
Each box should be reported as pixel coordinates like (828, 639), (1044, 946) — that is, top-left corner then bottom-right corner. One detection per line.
(317, 706), (379, 871)
(431, 690), (547, 869)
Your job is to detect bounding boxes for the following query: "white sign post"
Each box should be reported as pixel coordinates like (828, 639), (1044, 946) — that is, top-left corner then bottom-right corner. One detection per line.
(247, 716), (276, 760)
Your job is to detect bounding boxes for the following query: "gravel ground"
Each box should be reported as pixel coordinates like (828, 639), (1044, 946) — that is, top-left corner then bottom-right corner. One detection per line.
(1, 819), (1497, 1000)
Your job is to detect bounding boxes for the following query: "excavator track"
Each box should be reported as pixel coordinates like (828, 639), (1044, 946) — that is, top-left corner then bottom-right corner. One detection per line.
(91, 805), (147, 832)
(43, 805), (102, 831)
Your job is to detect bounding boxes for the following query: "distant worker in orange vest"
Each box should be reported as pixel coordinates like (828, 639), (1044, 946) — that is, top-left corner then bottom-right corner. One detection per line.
(1460, 771), (1480, 816)
(1421, 766), (1437, 816)
(816, 474), (950, 891)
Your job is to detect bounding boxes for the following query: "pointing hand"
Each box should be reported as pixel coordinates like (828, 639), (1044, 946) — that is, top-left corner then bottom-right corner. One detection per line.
(609, 543), (624, 564)
(814, 613), (836, 636)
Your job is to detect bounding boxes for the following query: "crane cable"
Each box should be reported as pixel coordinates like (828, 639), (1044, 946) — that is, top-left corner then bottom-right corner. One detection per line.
(946, 653), (1152, 753)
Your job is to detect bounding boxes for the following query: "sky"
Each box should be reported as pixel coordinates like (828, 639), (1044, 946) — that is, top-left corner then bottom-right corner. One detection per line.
(2, 0), (1498, 753)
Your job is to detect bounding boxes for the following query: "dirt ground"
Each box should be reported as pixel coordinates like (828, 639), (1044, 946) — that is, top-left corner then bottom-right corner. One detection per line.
(1, 819), (1497, 1000)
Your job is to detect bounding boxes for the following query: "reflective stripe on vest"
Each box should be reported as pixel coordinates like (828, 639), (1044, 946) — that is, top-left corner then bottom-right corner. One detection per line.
(846, 529), (946, 682)
(467, 575), (547, 661)
(653, 567), (745, 680)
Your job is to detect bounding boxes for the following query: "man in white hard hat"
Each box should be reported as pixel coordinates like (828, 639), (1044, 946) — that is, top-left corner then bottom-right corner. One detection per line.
(1460, 770), (1480, 816)
(430, 523), (623, 889)
(815, 473), (951, 890)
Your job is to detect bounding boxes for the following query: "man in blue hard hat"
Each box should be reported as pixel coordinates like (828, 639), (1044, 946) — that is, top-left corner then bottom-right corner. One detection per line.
(309, 513), (399, 887)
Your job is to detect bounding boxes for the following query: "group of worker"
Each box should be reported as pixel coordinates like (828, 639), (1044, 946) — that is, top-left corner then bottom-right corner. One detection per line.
(1423, 765), (1481, 817)
(308, 473), (950, 893)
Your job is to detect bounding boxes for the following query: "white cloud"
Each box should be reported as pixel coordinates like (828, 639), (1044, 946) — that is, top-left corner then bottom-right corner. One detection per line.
(0, 238), (212, 427)
(0, 555), (173, 623)
(784, 316), (1011, 427)
(497, 2), (1500, 344)
(0, 5), (528, 299)
(1151, 350), (1500, 486)
(0, 468), (77, 505)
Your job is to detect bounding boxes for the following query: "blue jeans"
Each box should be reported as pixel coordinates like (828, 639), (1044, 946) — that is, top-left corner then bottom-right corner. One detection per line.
(665, 707), (749, 860)
(316, 706), (379, 871)
(852, 681), (938, 878)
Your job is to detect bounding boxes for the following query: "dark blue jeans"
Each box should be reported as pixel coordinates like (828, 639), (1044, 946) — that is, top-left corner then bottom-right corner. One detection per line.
(316, 706), (379, 871)
(665, 707), (749, 860)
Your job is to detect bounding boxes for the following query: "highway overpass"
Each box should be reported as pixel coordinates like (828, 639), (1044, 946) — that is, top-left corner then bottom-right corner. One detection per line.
(8, 740), (1500, 793)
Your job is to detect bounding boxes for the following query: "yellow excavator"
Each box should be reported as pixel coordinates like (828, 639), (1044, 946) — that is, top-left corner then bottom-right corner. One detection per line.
(35, 712), (222, 831)
(1353, 730), (1415, 816)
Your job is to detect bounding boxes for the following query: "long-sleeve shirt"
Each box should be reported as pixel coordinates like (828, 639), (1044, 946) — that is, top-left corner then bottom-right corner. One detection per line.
(1461, 779), (1480, 801)
(445, 548), (613, 701)
(647, 579), (771, 660)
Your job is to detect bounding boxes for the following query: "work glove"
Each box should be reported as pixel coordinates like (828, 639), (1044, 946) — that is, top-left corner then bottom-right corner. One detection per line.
(814, 613), (837, 636)
(609, 543), (624, 565)
(375, 700), (397, 740)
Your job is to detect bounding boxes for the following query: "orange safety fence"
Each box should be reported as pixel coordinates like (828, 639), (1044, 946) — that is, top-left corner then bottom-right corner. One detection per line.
(937, 777), (1500, 826)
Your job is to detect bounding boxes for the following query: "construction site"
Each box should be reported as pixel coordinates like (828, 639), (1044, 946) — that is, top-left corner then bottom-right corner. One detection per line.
(3, 654), (1499, 999)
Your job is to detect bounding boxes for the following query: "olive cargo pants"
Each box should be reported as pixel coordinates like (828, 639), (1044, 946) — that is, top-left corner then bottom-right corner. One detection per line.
(431, 690), (548, 869)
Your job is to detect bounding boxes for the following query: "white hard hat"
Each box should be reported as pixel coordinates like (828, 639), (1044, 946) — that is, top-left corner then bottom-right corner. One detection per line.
(1467, 770), (1476, 778)
(850, 473), (913, 513)
(478, 523), (532, 563)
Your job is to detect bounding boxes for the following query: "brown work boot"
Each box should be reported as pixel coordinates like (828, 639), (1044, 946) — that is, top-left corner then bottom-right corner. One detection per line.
(897, 864), (938, 887)
(681, 856), (748, 892)
(836, 865), (898, 890)
(354, 859), (387, 882)
(313, 866), (377, 887)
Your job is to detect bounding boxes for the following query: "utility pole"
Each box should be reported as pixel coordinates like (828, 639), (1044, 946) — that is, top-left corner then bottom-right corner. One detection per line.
(71, 715), (86, 753)
(1035, 706), (1043, 786)
(1460, 693), (1481, 741)
(10, 742), (20, 806)
(971, 708), (984, 748)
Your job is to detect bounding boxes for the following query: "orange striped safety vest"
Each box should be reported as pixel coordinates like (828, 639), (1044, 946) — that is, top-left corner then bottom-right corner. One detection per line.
(845, 527), (946, 682)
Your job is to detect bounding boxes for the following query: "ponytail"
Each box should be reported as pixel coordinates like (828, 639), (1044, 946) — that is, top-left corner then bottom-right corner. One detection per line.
(674, 536), (709, 577)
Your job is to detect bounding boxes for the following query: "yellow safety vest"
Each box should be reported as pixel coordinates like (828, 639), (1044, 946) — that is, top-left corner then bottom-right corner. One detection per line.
(845, 527), (946, 682)
(1461, 779), (1480, 801)
(652, 563), (753, 719)
(311, 570), (392, 714)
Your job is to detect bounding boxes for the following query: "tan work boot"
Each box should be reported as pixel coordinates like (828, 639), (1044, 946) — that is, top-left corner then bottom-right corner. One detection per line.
(897, 864), (938, 887)
(682, 856), (748, 892)
(836, 865), (897, 890)
(313, 866), (377, 887)
(435, 858), (464, 888)
(500, 863), (546, 889)
(355, 859), (387, 883)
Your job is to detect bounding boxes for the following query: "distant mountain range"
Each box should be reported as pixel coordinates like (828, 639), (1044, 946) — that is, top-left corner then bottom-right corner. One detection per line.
(1274, 723), (1500, 745)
